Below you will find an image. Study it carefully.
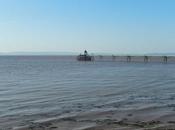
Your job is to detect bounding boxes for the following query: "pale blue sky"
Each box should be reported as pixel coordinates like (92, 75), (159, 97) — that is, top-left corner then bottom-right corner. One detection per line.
(0, 0), (175, 54)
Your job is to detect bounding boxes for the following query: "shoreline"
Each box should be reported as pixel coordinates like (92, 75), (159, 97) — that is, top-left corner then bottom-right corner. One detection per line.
(13, 107), (175, 130)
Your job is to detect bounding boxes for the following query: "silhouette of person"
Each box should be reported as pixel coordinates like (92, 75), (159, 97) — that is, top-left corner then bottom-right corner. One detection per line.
(84, 50), (88, 56)
(144, 56), (148, 63)
(127, 56), (131, 62)
(163, 56), (168, 63)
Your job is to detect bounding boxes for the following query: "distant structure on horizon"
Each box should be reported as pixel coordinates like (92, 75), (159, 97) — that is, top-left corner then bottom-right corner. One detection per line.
(77, 50), (94, 61)
(76, 51), (174, 63)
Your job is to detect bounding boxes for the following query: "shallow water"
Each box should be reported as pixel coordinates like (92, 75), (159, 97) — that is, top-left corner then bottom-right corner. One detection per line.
(0, 56), (175, 128)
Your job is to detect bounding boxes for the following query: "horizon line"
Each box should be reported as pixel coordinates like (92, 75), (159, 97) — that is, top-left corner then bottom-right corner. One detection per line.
(0, 51), (175, 56)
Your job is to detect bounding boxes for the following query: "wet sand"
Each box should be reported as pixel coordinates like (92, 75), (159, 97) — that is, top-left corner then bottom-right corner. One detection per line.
(13, 107), (175, 130)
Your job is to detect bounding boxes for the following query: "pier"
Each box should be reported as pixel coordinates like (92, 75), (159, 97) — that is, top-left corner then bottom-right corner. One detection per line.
(90, 55), (175, 63)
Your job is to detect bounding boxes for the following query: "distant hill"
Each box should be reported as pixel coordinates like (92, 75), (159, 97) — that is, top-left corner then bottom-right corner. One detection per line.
(0, 52), (79, 56)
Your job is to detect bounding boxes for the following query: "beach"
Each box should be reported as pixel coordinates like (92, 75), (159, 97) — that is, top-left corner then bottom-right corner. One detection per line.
(14, 107), (175, 130)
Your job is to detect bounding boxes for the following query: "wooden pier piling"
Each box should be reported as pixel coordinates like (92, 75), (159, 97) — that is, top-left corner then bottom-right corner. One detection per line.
(89, 55), (174, 63)
(144, 56), (149, 63)
(163, 56), (168, 63)
(127, 56), (131, 62)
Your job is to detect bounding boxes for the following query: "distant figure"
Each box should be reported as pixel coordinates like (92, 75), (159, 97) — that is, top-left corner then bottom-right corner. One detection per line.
(112, 55), (116, 61)
(127, 56), (131, 62)
(84, 50), (88, 56)
(144, 56), (149, 63)
(163, 56), (168, 63)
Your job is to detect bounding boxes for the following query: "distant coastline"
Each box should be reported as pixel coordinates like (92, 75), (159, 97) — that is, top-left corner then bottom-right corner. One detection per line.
(1, 52), (175, 56)
(0, 52), (79, 56)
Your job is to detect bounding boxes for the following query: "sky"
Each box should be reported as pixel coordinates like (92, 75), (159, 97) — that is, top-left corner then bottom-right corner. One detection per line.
(0, 0), (175, 54)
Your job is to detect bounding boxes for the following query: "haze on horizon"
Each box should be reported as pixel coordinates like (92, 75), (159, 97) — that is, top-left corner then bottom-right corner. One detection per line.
(0, 0), (175, 54)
